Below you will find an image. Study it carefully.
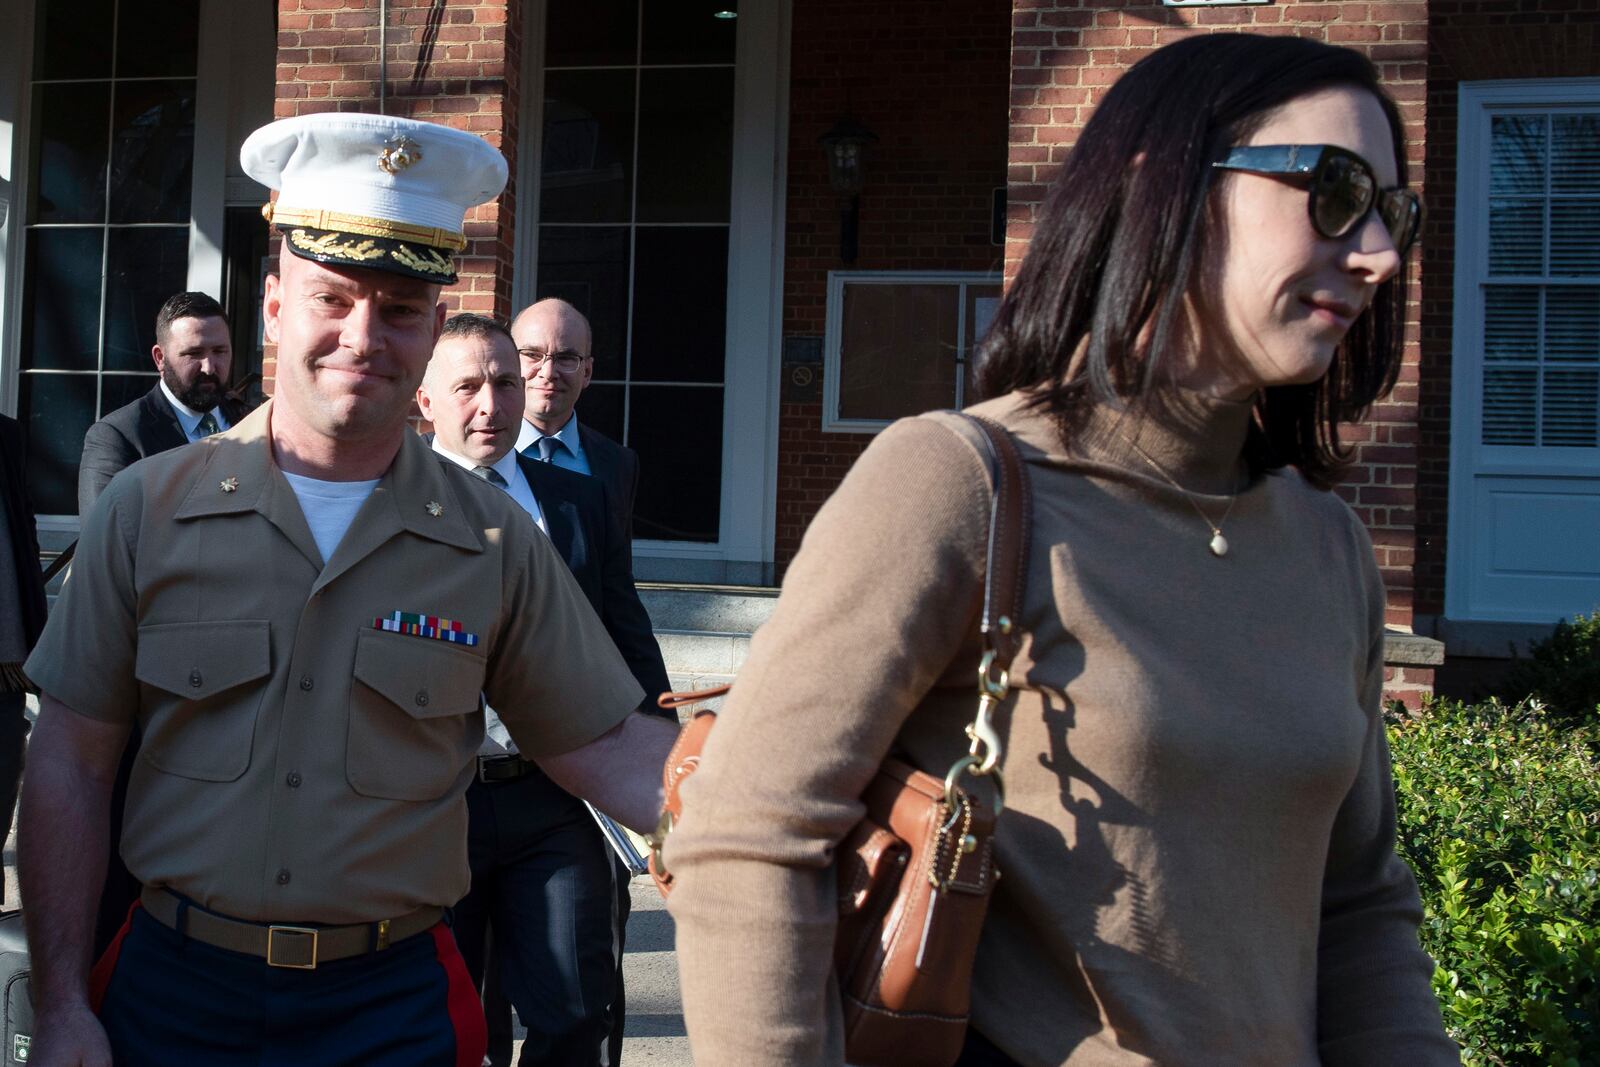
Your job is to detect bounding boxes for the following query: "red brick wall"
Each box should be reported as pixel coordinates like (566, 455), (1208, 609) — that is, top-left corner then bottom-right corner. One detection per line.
(1416, 1), (1600, 622)
(774, 0), (1014, 569)
(269, 0), (521, 392)
(1008, 1), (1429, 632)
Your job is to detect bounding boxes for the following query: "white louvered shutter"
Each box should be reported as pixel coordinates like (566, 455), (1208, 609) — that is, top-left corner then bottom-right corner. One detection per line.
(1482, 113), (1600, 450)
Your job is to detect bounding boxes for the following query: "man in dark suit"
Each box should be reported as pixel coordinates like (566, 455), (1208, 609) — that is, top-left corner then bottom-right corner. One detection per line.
(418, 314), (670, 1066)
(77, 291), (248, 515)
(0, 414), (48, 904)
(511, 298), (641, 541)
(511, 297), (663, 1064)
(76, 291), (249, 956)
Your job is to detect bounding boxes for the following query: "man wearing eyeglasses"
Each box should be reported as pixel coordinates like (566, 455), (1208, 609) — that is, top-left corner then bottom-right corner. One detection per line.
(511, 299), (640, 541)
(509, 297), (656, 1067)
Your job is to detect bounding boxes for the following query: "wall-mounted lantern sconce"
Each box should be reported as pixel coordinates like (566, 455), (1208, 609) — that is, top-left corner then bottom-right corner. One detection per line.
(820, 117), (877, 264)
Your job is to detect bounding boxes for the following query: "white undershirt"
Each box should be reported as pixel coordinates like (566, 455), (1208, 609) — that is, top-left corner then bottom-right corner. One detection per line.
(279, 471), (381, 564)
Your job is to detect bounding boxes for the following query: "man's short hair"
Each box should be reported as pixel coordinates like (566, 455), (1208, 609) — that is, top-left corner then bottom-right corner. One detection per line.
(154, 292), (228, 347)
(440, 313), (515, 348)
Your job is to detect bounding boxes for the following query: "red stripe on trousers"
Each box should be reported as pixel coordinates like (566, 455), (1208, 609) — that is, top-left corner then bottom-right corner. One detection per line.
(432, 924), (488, 1067)
(88, 900), (142, 1015)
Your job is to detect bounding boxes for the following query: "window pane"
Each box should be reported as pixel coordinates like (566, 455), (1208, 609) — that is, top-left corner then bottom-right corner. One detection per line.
(110, 80), (196, 223)
(20, 373), (97, 517)
(116, 0), (201, 78)
(546, 0), (638, 67)
(641, 1), (737, 66)
(1545, 287), (1600, 362)
(1489, 115), (1546, 196)
(1483, 286), (1540, 361)
(1488, 199), (1543, 275)
(1549, 200), (1600, 276)
(541, 70), (636, 224)
(536, 226), (631, 380)
(629, 385), (722, 542)
(1550, 114), (1600, 196)
(630, 227), (727, 383)
(35, 0), (114, 80)
(32, 82), (111, 225)
(635, 68), (734, 223)
(575, 381), (625, 445)
(964, 285), (1003, 405)
(838, 284), (960, 421)
(1482, 366), (1537, 446)
(100, 373), (159, 418)
(24, 229), (104, 371)
(104, 227), (190, 371)
(1542, 367), (1598, 446)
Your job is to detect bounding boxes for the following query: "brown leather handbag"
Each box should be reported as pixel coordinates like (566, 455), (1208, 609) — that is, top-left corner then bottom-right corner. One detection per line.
(647, 413), (1031, 1067)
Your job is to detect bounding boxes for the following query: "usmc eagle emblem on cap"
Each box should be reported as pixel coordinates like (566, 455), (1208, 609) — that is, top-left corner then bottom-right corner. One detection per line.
(378, 134), (422, 175)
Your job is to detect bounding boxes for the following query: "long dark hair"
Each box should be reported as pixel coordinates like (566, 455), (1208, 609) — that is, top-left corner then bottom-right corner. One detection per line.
(976, 34), (1408, 489)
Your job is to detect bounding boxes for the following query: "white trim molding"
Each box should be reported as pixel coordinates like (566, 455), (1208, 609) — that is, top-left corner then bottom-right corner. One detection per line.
(1446, 77), (1600, 625)
(822, 269), (1002, 434)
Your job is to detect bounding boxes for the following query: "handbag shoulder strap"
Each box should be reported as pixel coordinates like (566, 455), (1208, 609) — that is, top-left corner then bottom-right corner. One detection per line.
(952, 413), (1032, 674)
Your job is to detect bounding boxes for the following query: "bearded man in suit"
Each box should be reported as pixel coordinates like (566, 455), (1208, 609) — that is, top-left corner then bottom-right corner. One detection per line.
(418, 314), (671, 1067)
(75, 291), (252, 955)
(77, 291), (250, 516)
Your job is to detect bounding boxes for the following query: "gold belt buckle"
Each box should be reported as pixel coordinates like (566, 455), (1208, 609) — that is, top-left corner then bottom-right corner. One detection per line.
(266, 925), (320, 969)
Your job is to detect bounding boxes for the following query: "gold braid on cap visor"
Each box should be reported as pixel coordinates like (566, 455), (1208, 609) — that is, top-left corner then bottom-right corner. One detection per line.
(263, 202), (468, 253)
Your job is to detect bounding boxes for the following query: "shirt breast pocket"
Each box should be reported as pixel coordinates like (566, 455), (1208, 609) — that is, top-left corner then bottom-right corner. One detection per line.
(347, 628), (487, 802)
(134, 620), (272, 782)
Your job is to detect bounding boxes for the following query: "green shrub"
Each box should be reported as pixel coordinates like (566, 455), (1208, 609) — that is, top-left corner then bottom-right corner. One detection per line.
(1496, 610), (1600, 726)
(1388, 697), (1600, 1066)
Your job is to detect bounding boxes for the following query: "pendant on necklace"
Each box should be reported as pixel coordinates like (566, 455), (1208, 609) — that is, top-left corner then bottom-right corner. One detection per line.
(1209, 531), (1229, 557)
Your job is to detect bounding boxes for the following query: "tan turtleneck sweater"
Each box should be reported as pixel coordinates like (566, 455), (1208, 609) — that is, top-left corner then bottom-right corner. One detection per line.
(664, 390), (1457, 1066)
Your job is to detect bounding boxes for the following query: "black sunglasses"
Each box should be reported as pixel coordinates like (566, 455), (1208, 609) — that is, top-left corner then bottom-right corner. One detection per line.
(1212, 144), (1422, 255)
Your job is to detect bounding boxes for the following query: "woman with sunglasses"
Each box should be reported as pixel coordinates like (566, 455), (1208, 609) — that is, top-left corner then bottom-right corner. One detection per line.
(664, 34), (1457, 1067)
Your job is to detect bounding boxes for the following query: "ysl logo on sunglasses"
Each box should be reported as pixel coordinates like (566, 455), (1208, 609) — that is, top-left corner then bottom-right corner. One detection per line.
(1213, 144), (1422, 254)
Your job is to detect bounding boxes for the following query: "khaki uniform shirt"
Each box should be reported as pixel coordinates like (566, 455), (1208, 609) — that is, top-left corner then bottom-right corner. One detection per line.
(26, 401), (642, 924)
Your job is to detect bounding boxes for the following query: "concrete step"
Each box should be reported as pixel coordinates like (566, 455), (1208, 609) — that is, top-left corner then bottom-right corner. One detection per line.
(639, 583), (777, 691)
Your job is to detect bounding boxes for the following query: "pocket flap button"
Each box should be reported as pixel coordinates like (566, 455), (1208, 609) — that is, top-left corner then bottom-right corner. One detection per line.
(415, 689), (429, 707)
(188, 669), (203, 688)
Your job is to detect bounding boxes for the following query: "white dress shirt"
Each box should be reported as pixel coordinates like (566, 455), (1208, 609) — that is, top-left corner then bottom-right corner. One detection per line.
(431, 439), (547, 757)
(430, 439), (545, 534)
(160, 378), (231, 441)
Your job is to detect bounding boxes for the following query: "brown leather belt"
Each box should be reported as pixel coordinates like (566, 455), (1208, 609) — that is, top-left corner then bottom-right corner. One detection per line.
(139, 887), (443, 970)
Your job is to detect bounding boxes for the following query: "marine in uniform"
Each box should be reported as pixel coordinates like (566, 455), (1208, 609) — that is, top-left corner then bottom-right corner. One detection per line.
(18, 114), (679, 1067)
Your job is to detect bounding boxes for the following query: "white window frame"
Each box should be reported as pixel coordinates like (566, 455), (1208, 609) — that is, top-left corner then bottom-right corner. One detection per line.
(0, 0), (238, 530)
(1446, 77), (1600, 622)
(515, 0), (790, 582)
(822, 269), (1002, 434)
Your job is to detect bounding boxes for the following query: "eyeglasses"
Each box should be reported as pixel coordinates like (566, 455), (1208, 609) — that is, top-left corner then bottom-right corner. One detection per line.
(518, 348), (589, 373)
(1212, 144), (1422, 256)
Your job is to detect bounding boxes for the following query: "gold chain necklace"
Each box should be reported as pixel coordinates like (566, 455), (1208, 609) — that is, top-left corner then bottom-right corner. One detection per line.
(1120, 435), (1239, 558)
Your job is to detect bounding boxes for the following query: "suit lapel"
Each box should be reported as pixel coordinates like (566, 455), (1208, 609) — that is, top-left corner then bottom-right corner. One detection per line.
(518, 454), (578, 561)
(516, 454), (600, 609)
(141, 384), (189, 454)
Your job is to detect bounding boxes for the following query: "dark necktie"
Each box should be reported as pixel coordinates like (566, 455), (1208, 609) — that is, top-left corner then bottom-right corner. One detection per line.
(472, 465), (508, 488)
(536, 436), (566, 464)
(196, 411), (221, 438)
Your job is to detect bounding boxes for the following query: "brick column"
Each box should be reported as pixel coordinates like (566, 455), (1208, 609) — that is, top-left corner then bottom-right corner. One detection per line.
(1007, 1), (1431, 694)
(269, 0), (521, 391)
